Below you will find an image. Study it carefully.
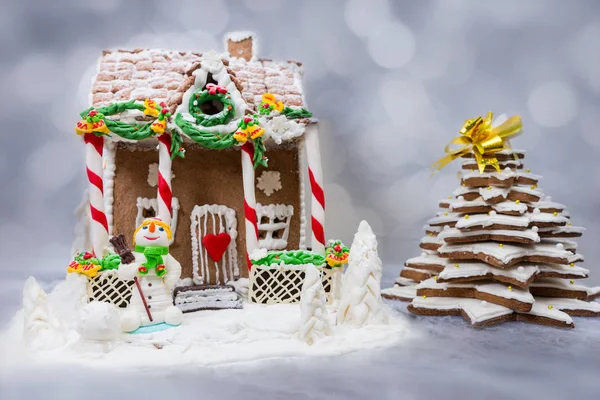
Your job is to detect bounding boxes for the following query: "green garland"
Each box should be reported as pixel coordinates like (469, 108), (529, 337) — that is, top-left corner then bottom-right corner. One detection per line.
(252, 250), (326, 267)
(282, 107), (312, 119)
(175, 113), (268, 169)
(189, 88), (235, 127)
(175, 113), (237, 149)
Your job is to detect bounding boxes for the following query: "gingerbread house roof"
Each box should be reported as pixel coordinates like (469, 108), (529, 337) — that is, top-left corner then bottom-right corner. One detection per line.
(90, 49), (306, 113)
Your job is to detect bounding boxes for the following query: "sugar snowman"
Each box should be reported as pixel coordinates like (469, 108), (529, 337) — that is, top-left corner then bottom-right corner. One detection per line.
(118, 218), (183, 332)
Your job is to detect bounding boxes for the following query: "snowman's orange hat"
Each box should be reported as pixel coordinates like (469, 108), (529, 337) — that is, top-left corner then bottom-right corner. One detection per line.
(132, 217), (173, 245)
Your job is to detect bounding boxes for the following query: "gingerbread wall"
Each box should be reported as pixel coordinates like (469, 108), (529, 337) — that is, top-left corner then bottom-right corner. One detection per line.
(112, 141), (302, 283)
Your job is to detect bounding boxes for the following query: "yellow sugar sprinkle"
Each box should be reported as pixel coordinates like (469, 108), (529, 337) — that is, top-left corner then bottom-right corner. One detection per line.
(422, 295), (427, 299)
(568, 222), (572, 226)
(433, 276), (438, 280)
(553, 212), (558, 216)
(570, 263), (575, 267)
(444, 212), (449, 216)
(570, 280), (575, 284)
(548, 305), (553, 310)
(464, 215), (470, 219)
(530, 185), (536, 189)
(429, 233), (433, 237)
(487, 186), (492, 190)
(508, 286), (513, 291)
(499, 243), (504, 248)
(526, 169), (531, 173)
(515, 200), (521, 204)
(454, 264), (459, 268)
(462, 183), (466, 187)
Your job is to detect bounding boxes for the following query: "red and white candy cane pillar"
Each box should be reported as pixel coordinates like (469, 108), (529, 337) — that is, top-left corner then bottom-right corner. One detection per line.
(157, 134), (173, 227)
(84, 133), (109, 257)
(241, 142), (259, 269)
(305, 125), (326, 255)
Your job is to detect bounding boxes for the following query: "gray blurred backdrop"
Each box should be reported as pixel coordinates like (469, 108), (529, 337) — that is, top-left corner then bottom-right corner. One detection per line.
(1, 0), (599, 288)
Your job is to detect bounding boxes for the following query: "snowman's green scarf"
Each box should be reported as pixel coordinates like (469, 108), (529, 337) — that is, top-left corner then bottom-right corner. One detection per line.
(135, 245), (169, 277)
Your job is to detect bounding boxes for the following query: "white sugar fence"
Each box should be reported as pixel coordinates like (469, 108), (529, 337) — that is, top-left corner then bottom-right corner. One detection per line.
(248, 264), (334, 304)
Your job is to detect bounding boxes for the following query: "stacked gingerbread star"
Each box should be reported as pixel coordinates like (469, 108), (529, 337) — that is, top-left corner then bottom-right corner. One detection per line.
(383, 113), (600, 328)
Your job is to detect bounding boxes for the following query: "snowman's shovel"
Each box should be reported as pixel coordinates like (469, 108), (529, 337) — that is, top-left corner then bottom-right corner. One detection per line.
(110, 234), (153, 322)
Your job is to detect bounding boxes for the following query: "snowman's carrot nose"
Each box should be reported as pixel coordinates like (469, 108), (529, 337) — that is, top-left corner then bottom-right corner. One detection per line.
(149, 222), (156, 233)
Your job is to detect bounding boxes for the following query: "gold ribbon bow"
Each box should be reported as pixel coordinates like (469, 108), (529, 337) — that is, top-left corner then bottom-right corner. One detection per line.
(431, 112), (523, 174)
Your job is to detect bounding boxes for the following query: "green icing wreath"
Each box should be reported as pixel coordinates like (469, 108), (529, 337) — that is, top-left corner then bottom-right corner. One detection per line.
(189, 84), (235, 127)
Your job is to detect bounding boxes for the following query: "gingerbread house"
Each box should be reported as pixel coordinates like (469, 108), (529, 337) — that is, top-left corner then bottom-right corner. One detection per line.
(74, 32), (326, 294)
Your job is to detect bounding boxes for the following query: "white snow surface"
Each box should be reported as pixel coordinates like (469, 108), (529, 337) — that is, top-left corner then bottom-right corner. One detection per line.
(0, 275), (408, 372)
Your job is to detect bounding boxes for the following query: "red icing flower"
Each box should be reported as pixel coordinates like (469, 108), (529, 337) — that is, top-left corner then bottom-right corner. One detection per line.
(157, 265), (165, 272)
(88, 110), (98, 117)
(161, 108), (168, 114)
(262, 103), (270, 109)
(333, 245), (342, 252)
(243, 116), (253, 123)
(206, 83), (228, 95)
(83, 252), (93, 260)
(138, 266), (147, 273)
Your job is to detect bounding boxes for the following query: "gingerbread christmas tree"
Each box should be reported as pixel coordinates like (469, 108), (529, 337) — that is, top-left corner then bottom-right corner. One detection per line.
(383, 113), (600, 328)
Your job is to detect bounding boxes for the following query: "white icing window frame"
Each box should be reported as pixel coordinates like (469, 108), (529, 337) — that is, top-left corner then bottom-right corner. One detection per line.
(256, 203), (294, 250)
(135, 197), (180, 244)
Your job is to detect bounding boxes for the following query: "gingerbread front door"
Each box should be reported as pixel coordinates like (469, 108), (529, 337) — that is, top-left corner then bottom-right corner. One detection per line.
(190, 204), (239, 285)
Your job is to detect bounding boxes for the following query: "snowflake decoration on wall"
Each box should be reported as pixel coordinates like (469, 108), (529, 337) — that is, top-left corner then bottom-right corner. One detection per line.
(147, 163), (175, 187)
(256, 170), (282, 196)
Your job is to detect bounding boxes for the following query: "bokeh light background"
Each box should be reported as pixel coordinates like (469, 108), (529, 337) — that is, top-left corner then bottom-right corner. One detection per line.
(2, 0), (600, 294)
(2, 1), (600, 399)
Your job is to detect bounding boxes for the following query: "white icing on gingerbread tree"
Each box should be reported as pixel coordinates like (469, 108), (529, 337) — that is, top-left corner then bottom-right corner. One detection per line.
(337, 221), (389, 326)
(385, 139), (600, 328)
(298, 264), (331, 345)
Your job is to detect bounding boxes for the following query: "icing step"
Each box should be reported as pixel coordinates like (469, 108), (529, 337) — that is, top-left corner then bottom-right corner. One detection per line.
(427, 212), (461, 227)
(537, 225), (585, 238)
(173, 285), (243, 312)
(416, 278), (534, 312)
(462, 159), (523, 171)
(448, 199), (528, 216)
(455, 213), (529, 231)
(405, 253), (446, 272)
(461, 170), (541, 188)
(382, 285), (417, 302)
(437, 242), (583, 268)
(419, 235), (444, 251)
(438, 227), (540, 245)
(537, 263), (589, 280)
(529, 278), (600, 302)
(400, 267), (436, 282)
(408, 296), (578, 329)
(437, 262), (538, 289)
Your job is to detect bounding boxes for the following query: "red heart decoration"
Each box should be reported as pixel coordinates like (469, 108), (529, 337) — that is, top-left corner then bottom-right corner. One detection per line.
(202, 233), (231, 262)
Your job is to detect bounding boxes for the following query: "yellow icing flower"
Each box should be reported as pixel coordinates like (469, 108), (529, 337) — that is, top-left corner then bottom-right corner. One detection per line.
(80, 263), (101, 278)
(143, 99), (160, 117)
(249, 126), (265, 140)
(262, 93), (277, 104)
(75, 119), (92, 135)
(233, 130), (249, 143)
(150, 119), (167, 134)
(67, 261), (81, 274)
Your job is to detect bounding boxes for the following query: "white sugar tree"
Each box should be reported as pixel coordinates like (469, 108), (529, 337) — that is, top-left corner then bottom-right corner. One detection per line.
(298, 264), (332, 345)
(337, 221), (389, 326)
(22, 277), (65, 350)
